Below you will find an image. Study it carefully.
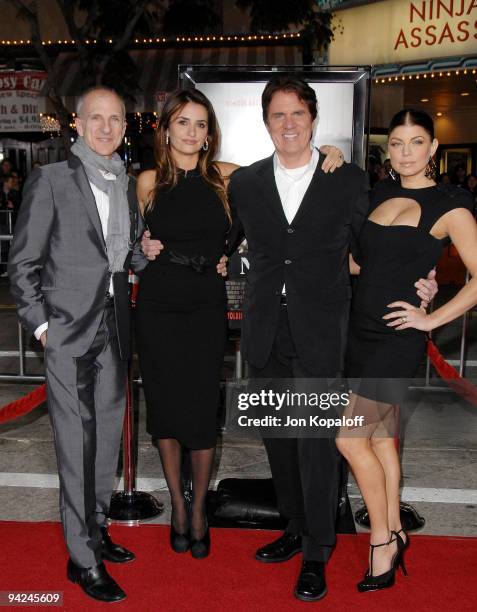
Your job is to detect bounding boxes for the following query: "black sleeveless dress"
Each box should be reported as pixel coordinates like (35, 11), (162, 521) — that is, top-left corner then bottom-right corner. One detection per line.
(345, 180), (473, 403)
(135, 168), (229, 449)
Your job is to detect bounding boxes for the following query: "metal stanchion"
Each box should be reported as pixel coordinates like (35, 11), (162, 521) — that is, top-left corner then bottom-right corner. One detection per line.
(234, 337), (242, 379)
(17, 323), (25, 377)
(424, 298), (435, 387)
(108, 365), (163, 524)
(7, 210), (13, 235)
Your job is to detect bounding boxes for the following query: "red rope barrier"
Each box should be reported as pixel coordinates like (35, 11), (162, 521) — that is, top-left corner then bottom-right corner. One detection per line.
(427, 339), (477, 407)
(0, 384), (46, 425)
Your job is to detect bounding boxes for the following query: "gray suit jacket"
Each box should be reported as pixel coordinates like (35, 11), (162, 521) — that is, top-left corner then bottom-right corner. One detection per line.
(8, 154), (146, 360)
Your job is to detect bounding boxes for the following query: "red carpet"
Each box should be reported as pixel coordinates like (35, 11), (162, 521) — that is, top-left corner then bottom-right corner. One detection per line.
(1, 522), (476, 611)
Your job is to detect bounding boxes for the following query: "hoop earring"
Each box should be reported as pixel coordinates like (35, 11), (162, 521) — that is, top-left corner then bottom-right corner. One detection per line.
(389, 168), (398, 181)
(166, 131), (170, 145)
(425, 156), (437, 180)
(202, 139), (209, 152)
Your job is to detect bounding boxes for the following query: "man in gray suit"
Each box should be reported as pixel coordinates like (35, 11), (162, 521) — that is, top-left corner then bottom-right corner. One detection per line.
(8, 86), (144, 603)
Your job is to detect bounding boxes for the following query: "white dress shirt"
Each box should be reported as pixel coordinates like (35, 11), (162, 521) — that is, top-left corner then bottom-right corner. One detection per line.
(274, 148), (319, 294)
(34, 171), (116, 340)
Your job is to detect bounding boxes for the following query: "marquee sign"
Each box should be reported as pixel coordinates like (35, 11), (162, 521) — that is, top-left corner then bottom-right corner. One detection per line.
(329, 0), (477, 65)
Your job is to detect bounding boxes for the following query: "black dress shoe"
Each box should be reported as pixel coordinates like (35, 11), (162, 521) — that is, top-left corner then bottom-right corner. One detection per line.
(256, 532), (302, 563)
(294, 561), (327, 602)
(101, 527), (135, 563)
(67, 559), (126, 603)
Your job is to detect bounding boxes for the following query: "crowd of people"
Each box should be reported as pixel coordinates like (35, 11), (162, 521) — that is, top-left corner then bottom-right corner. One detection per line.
(371, 158), (477, 209)
(5, 79), (477, 605)
(0, 159), (23, 276)
(0, 158), (23, 215)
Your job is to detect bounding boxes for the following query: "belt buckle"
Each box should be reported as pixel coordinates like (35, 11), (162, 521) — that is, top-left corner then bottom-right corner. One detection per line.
(280, 294), (287, 306)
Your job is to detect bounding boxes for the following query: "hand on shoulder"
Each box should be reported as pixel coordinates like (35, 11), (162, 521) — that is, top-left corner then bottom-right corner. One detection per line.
(215, 161), (240, 180)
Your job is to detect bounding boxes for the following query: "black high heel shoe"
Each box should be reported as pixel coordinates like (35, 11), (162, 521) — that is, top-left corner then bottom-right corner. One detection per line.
(190, 505), (210, 559)
(395, 528), (410, 551)
(394, 528), (409, 574)
(190, 522), (210, 559)
(357, 531), (406, 593)
(170, 522), (190, 553)
(170, 501), (190, 553)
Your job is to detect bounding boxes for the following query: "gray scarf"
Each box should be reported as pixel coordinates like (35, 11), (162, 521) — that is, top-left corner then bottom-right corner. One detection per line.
(71, 136), (130, 273)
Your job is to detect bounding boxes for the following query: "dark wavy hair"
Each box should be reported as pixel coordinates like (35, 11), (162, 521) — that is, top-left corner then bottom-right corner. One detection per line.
(261, 76), (318, 124)
(388, 108), (434, 139)
(147, 88), (230, 223)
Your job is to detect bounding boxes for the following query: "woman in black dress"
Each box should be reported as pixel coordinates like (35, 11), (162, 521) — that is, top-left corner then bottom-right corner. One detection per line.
(135, 89), (238, 558)
(336, 109), (477, 591)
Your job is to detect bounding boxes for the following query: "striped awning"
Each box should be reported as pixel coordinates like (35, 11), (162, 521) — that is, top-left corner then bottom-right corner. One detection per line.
(372, 54), (477, 78)
(51, 45), (302, 112)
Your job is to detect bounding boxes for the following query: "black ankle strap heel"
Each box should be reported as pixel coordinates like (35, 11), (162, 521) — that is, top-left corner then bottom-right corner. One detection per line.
(357, 532), (400, 593)
(393, 529), (409, 575)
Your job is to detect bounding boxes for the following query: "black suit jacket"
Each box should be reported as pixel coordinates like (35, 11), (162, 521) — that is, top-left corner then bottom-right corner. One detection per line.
(228, 151), (369, 375)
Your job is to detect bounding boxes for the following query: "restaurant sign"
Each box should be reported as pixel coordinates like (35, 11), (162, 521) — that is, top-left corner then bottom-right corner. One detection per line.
(329, 0), (477, 65)
(0, 70), (47, 132)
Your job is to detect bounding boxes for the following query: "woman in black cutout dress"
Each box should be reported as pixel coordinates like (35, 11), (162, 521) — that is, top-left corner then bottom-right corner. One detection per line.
(336, 109), (477, 593)
(135, 89), (238, 559)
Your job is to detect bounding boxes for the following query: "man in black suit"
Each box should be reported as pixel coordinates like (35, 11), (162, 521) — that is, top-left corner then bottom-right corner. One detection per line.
(226, 76), (369, 601)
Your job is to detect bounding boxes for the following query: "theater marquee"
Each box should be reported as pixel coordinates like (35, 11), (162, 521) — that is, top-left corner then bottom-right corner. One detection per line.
(329, 0), (477, 65)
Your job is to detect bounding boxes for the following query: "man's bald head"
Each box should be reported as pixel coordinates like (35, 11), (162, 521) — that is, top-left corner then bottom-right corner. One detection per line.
(76, 86), (125, 119)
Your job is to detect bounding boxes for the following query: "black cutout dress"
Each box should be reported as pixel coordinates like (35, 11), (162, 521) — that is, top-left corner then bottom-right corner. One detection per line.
(345, 180), (473, 403)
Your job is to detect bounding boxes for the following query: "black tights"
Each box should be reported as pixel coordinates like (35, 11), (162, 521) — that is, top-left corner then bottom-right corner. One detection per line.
(158, 439), (214, 539)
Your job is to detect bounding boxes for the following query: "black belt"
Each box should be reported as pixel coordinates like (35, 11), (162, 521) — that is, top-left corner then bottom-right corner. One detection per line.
(168, 250), (212, 274)
(280, 294), (287, 306)
(105, 293), (114, 307)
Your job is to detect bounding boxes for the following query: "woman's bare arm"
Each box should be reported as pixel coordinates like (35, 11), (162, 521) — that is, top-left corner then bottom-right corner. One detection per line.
(136, 169), (156, 216)
(384, 208), (477, 331)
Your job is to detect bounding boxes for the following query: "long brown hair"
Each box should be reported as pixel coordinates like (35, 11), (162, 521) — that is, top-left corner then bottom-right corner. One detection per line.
(146, 88), (231, 223)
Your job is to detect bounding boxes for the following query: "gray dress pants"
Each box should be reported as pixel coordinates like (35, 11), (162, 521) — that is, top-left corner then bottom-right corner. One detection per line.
(45, 302), (126, 568)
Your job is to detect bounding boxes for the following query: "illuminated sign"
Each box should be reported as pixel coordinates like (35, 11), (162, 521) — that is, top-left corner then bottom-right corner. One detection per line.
(0, 70), (47, 132)
(329, 0), (477, 65)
